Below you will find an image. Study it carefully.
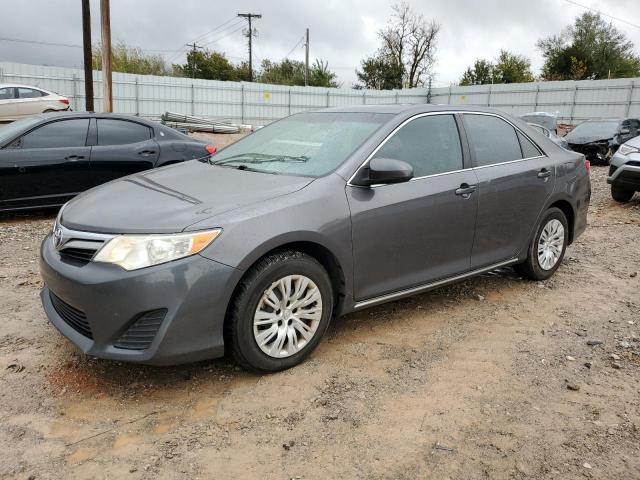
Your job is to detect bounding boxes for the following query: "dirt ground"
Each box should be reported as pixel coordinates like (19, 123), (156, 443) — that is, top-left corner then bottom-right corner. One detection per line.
(0, 165), (639, 480)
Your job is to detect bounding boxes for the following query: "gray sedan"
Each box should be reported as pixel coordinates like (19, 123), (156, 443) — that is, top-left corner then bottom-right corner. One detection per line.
(39, 105), (591, 371)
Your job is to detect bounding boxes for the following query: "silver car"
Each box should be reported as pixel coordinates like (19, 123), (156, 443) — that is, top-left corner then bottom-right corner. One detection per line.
(0, 84), (70, 121)
(40, 105), (591, 371)
(608, 135), (640, 202)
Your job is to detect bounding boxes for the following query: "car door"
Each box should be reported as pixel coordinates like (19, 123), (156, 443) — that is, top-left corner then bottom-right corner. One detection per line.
(16, 87), (47, 117)
(0, 87), (18, 120)
(347, 113), (478, 301)
(88, 118), (160, 187)
(462, 113), (556, 269)
(0, 118), (91, 210)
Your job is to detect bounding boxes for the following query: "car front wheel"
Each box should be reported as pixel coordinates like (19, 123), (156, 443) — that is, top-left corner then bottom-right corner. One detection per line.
(227, 250), (333, 372)
(611, 184), (635, 203)
(515, 207), (568, 281)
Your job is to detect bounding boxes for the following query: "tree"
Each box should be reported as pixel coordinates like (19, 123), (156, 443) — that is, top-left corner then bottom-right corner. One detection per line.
(172, 50), (248, 81)
(257, 58), (339, 87)
(355, 55), (404, 89)
(92, 42), (169, 75)
(459, 51), (534, 85)
(538, 12), (640, 80)
(356, 2), (440, 89)
(459, 59), (495, 86)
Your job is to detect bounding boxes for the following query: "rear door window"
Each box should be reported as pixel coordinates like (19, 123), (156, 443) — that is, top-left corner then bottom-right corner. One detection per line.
(463, 114), (523, 166)
(372, 114), (463, 177)
(17, 88), (44, 99)
(97, 119), (152, 145)
(20, 119), (90, 148)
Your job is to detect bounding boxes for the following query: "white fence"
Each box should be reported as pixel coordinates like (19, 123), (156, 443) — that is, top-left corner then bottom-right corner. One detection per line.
(1, 62), (639, 125)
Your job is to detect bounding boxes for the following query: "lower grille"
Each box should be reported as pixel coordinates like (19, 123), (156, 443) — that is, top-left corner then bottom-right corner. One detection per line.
(114, 309), (167, 350)
(50, 292), (93, 339)
(60, 247), (98, 263)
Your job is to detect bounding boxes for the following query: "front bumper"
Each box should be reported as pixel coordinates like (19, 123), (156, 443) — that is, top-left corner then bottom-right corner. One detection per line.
(40, 233), (242, 365)
(607, 155), (640, 191)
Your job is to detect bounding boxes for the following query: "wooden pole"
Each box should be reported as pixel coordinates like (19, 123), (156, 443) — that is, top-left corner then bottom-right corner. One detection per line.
(81, 0), (94, 111)
(100, 0), (112, 112)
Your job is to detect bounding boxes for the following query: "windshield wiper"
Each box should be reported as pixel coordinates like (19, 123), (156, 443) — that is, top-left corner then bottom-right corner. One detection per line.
(213, 153), (309, 166)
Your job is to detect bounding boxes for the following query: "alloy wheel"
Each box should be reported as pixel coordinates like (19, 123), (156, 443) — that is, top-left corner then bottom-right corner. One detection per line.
(253, 274), (323, 358)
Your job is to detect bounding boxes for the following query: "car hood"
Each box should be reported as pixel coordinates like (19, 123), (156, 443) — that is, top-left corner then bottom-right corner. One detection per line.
(61, 161), (314, 233)
(565, 134), (613, 145)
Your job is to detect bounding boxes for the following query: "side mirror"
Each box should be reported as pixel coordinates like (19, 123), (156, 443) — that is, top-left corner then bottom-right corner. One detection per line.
(620, 127), (631, 135)
(352, 157), (414, 187)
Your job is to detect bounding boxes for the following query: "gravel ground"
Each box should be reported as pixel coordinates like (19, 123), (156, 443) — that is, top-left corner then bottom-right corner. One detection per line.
(0, 165), (638, 480)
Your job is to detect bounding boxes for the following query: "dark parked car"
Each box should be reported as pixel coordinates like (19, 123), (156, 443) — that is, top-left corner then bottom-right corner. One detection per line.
(0, 112), (215, 211)
(608, 135), (640, 202)
(565, 118), (640, 164)
(40, 105), (591, 371)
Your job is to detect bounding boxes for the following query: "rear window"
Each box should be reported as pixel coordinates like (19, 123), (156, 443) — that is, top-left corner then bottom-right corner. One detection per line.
(517, 132), (541, 158)
(463, 114), (523, 166)
(97, 119), (152, 145)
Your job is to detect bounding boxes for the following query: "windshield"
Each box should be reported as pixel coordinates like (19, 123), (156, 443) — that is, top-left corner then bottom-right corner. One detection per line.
(569, 121), (619, 139)
(0, 116), (43, 146)
(211, 112), (391, 177)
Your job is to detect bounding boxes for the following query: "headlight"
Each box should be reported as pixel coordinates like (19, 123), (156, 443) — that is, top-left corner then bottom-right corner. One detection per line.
(94, 229), (221, 270)
(618, 144), (639, 156)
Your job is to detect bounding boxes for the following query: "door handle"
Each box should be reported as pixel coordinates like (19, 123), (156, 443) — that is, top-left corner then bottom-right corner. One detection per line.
(455, 183), (477, 197)
(537, 168), (552, 179)
(138, 150), (156, 156)
(64, 155), (85, 161)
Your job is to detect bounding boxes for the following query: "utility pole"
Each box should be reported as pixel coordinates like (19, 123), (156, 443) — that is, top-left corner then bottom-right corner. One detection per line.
(237, 13), (262, 82)
(100, 0), (112, 112)
(81, 0), (93, 111)
(185, 42), (203, 79)
(304, 28), (309, 87)
(427, 77), (432, 104)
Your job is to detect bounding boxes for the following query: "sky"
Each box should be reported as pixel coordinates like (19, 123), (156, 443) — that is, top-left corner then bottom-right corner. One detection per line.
(1, 0), (639, 88)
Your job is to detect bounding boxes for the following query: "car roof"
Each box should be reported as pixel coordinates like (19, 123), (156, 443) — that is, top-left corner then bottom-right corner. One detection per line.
(38, 111), (156, 124)
(311, 103), (513, 116)
(0, 83), (55, 92)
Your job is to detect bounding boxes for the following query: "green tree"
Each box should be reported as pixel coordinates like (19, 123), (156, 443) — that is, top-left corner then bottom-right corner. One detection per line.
(257, 58), (339, 87)
(172, 50), (247, 81)
(538, 12), (640, 80)
(459, 51), (534, 85)
(459, 59), (495, 86)
(92, 42), (169, 75)
(355, 55), (404, 89)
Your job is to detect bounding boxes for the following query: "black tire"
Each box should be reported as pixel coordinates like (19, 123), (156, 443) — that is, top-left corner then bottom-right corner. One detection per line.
(515, 207), (569, 281)
(227, 250), (334, 372)
(611, 184), (634, 203)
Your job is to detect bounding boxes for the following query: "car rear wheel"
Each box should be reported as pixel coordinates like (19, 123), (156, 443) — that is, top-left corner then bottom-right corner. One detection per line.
(515, 207), (568, 281)
(227, 250), (333, 372)
(611, 184), (635, 203)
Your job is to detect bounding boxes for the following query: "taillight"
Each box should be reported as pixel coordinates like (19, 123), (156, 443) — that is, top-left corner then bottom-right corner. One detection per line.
(205, 145), (217, 155)
(584, 159), (590, 172)
(59, 98), (70, 105)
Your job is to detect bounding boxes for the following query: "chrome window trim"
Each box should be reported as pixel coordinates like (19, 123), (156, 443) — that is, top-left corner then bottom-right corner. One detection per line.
(347, 110), (547, 188)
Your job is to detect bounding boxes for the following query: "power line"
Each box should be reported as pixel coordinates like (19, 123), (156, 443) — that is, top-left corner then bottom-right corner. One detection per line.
(284, 35), (305, 59)
(0, 35), (186, 52)
(200, 22), (246, 47)
(561, 0), (640, 30)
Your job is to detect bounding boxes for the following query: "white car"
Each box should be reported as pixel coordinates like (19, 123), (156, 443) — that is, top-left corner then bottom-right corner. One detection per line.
(0, 84), (70, 121)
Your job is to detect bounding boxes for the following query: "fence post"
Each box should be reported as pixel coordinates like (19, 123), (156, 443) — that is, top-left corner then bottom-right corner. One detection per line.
(326, 90), (330, 107)
(72, 74), (78, 111)
(362, 91), (366, 105)
(190, 83), (194, 116)
(534, 83), (540, 111)
(135, 77), (140, 116)
(0, 66), (4, 83)
(569, 83), (578, 123)
(447, 85), (452, 105)
(487, 84), (492, 107)
(626, 80), (635, 117)
(240, 84), (245, 125)
(288, 88), (292, 115)
(395, 91), (399, 104)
